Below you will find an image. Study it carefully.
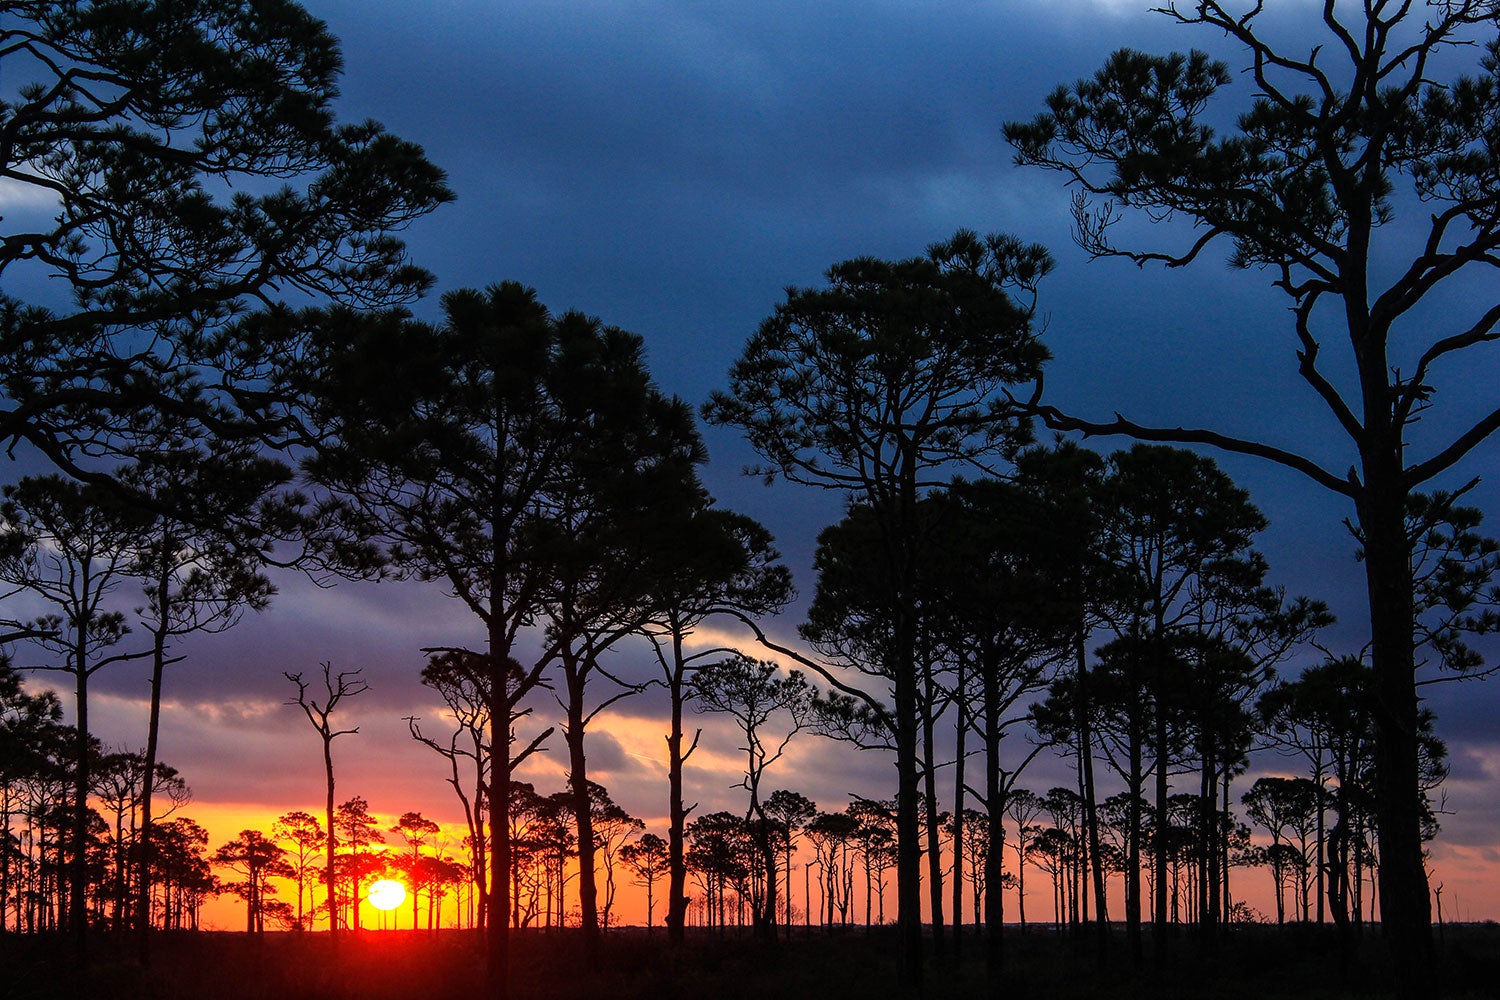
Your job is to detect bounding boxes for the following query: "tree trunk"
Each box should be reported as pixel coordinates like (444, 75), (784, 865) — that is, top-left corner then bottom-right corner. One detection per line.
(322, 734), (337, 939)
(564, 656), (601, 969)
(1221, 774), (1232, 926)
(1153, 659), (1170, 968)
(983, 667), (1006, 978)
(1358, 471), (1432, 995)
(70, 612), (93, 960)
(1075, 633), (1109, 966)
(891, 464), (924, 996)
(894, 664), (922, 994)
(951, 660), (966, 961)
(486, 652), (511, 999)
(136, 614), (169, 964)
(1127, 717), (1143, 965)
(921, 659), (945, 961)
(755, 820), (778, 940)
(666, 628), (691, 945)
(1316, 760), (1327, 926)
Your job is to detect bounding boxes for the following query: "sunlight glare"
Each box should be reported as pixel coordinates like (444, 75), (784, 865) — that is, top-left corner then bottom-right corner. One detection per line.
(367, 879), (407, 911)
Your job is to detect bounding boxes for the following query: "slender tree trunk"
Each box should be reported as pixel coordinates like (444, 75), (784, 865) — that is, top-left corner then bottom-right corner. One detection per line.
(563, 655), (601, 969)
(1221, 774), (1232, 925)
(983, 666), (1006, 978)
(921, 659), (945, 961)
(1, 788), (10, 932)
(1315, 759), (1327, 926)
(1153, 663), (1170, 969)
(412, 851), (421, 931)
(864, 855), (873, 929)
(321, 732), (337, 940)
(136, 612), (170, 964)
(486, 653), (511, 999)
(1017, 827), (1028, 933)
(1074, 633), (1109, 965)
(785, 837), (794, 941)
(893, 581), (923, 994)
(757, 827), (777, 940)
(666, 626), (691, 945)
(1199, 756), (1219, 947)
(951, 662), (966, 962)
(887, 454), (924, 995)
(71, 617), (90, 960)
(1127, 719), (1143, 965)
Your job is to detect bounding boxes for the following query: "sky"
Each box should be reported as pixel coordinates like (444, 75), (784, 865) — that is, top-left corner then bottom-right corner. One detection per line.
(11, 0), (1500, 928)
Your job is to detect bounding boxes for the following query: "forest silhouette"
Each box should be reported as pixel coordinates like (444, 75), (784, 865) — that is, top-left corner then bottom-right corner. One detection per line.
(4, 2), (1500, 999)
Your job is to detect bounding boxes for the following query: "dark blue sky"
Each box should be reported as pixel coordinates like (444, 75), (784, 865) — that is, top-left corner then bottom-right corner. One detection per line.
(21, 0), (1500, 915)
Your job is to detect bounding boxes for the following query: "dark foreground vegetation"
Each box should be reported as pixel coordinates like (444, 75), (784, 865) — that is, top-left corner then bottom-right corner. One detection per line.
(5, 925), (1500, 1000)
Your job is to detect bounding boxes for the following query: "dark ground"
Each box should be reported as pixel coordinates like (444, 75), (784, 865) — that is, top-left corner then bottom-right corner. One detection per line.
(3, 923), (1498, 1000)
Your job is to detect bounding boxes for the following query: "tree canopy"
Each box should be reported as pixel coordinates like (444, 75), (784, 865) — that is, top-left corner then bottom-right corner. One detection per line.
(0, 0), (451, 481)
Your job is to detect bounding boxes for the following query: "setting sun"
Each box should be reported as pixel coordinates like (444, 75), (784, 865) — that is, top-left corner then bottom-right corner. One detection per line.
(367, 880), (406, 912)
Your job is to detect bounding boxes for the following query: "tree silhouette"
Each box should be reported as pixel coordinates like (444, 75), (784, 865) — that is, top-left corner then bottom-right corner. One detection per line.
(391, 811), (440, 931)
(1084, 444), (1290, 964)
(533, 359), (704, 964)
(950, 807), (992, 936)
(924, 474), (1078, 971)
(91, 749), (188, 930)
(1006, 442), (1115, 959)
(1006, 4), (1500, 981)
(1260, 655), (1376, 931)
(273, 811), (324, 932)
(333, 797), (384, 932)
(1404, 491), (1500, 677)
(686, 811), (752, 933)
(407, 653), (492, 930)
(536, 790), (579, 930)
(143, 817), (214, 931)
(0, 475), (151, 951)
(1005, 789), (1047, 935)
(285, 662), (367, 936)
(585, 785), (643, 932)
(0, 0), (450, 487)
(122, 450), (275, 961)
(1243, 778), (1322, 923)
(763, 789), (816, 938)
(804, 811), (861, 929)
(706, 230), (1050, 991)
(299, 282), (688, 989)
(636, 504), (792, 944)
(804, 502), (966, 955)
(213, 830), (293, 935)
(847, 797), (897, 929)
(694, 655), (815, 938)
(0, 663), (64, 932)
(619, 833), (669, 933)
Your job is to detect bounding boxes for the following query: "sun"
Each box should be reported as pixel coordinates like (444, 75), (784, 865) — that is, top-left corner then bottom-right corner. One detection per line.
(367, 879), (407, 911)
